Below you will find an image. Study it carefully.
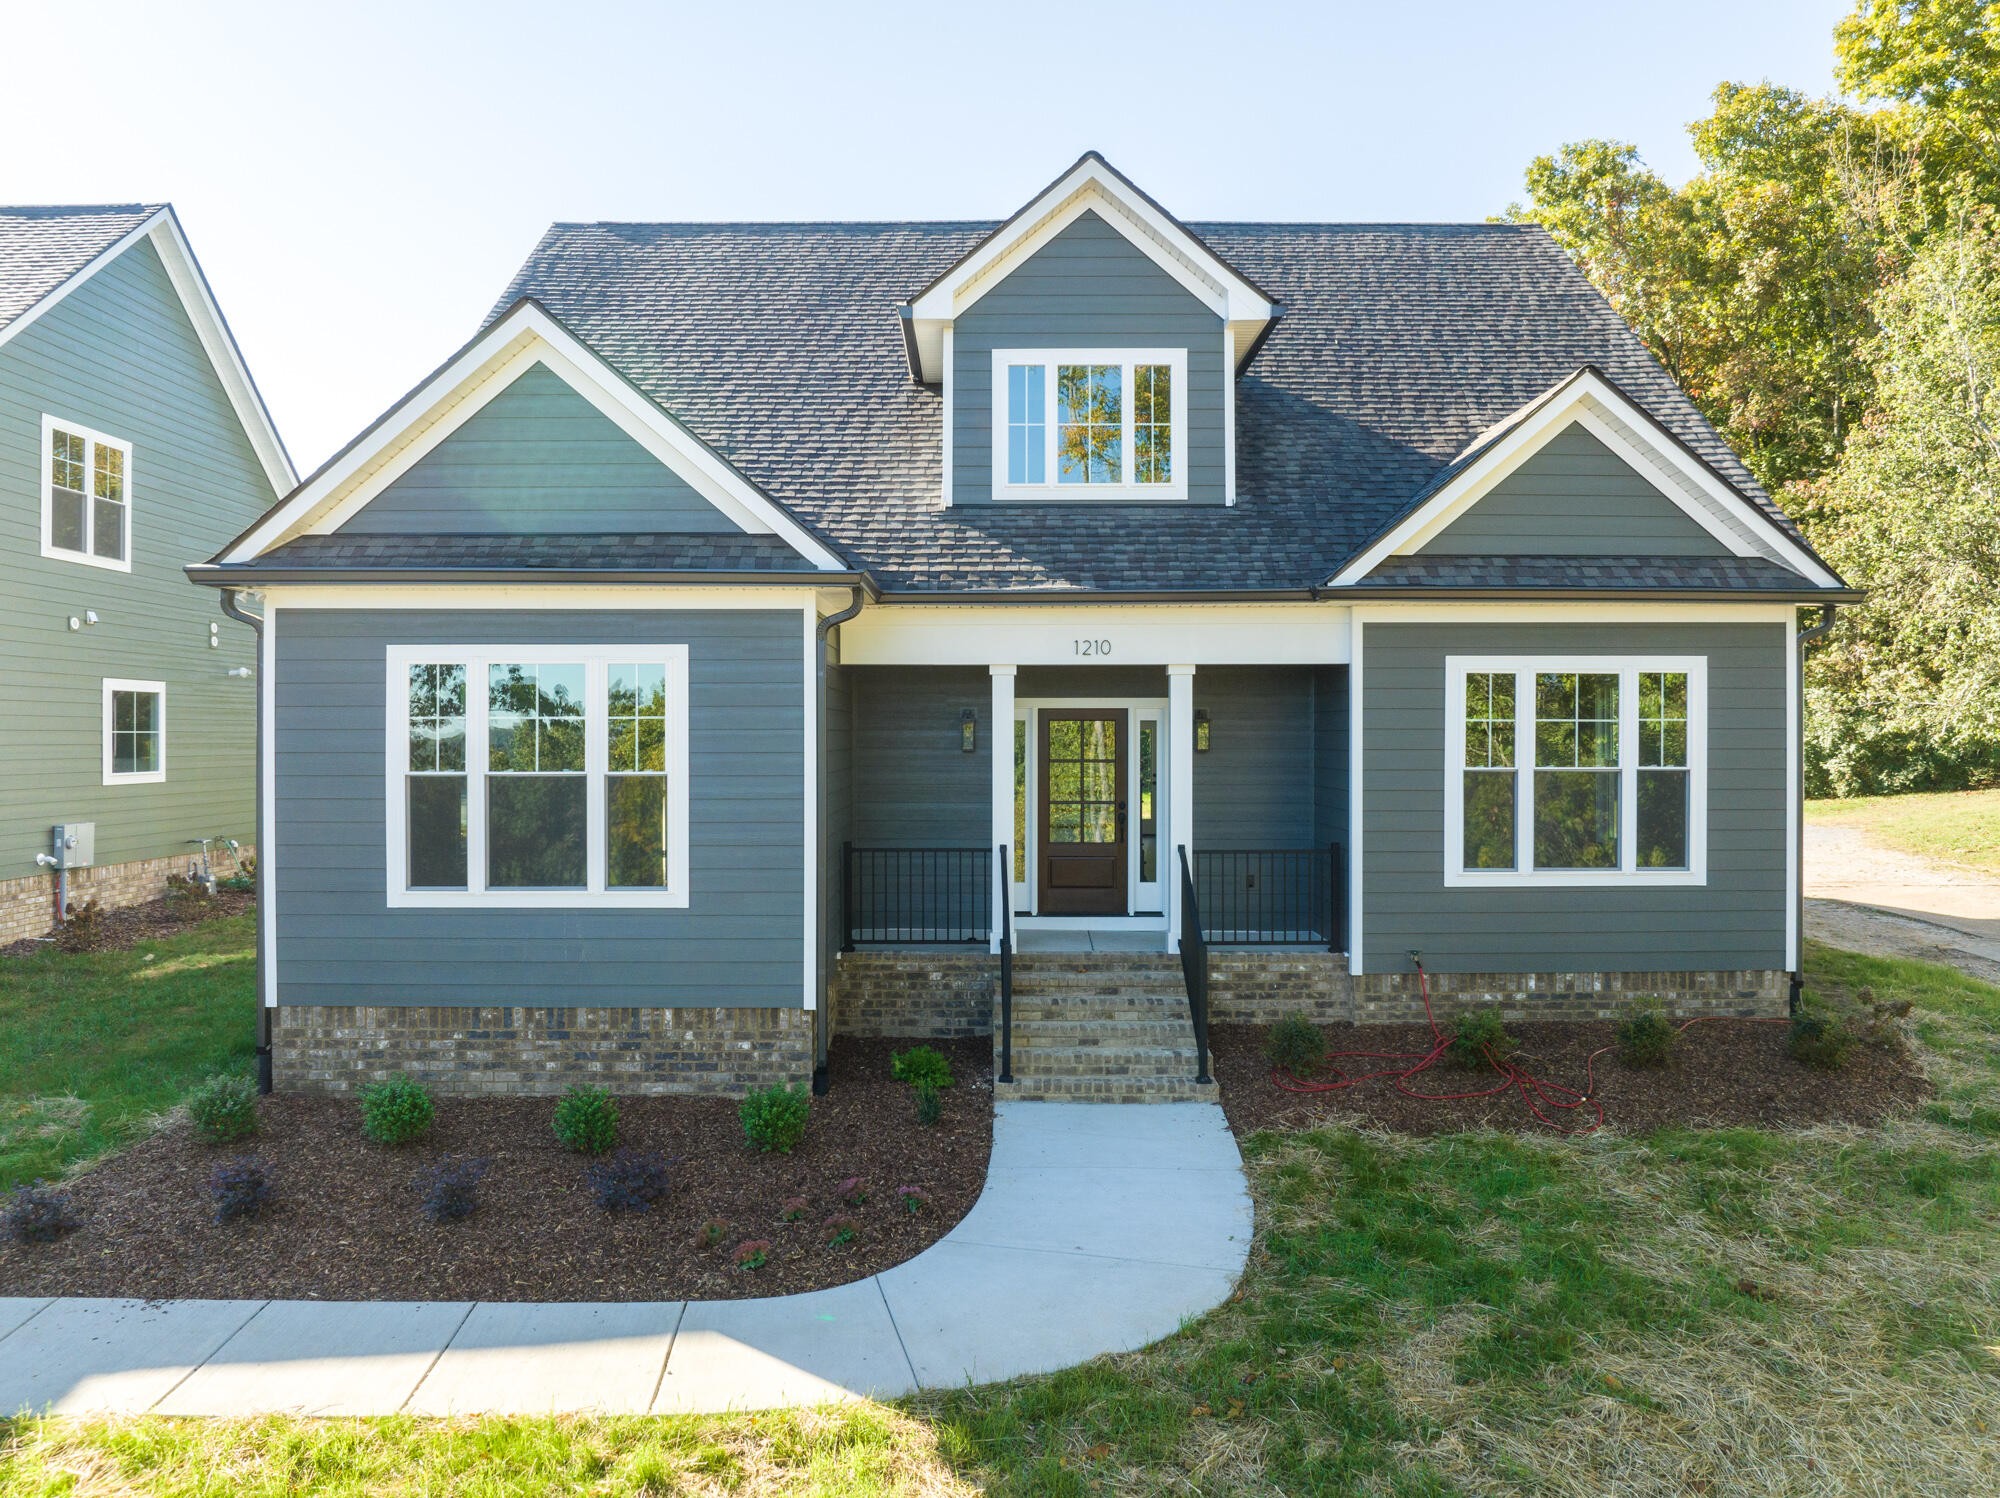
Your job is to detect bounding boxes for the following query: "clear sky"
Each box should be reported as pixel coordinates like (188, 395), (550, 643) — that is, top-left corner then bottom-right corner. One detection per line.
(2, 0), (1852, 473)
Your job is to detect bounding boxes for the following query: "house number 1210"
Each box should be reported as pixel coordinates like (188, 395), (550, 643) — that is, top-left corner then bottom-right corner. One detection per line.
(1073, 639), (1112, 657)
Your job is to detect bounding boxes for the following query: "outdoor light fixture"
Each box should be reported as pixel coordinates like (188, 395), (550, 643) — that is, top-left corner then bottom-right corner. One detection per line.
(1195, 708), (1212, 752)
(960, 708), (977, 753)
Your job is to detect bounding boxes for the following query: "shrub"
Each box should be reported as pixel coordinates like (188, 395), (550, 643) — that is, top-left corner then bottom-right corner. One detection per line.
(1447, 1010), (1516, 1068)
(890, 1045), (954, 1092)
(5, 1182), (79, 1245)
(359, 1075), (435, 1146)
(186, 1074), (258, 1144)
(836, 1176), (869, 1206)
(415, 1155), (490, 1224)
(587, 1149), (671, 1214)
(1789, 1011), (1851, 1070)
(164, 872), (212, 904)
(740, 1082), (810, 1154)
(822, 1214), (859, 1247)
(897, 1185), (931, 1215)
(207, 1158), (273, 1224)
(695, 1217), (730, 1248)
(1264, 1015), (1326, 1077)
(1616, 1008), (1677, 1068)
(733, 1239), (771, 1271)
(914, 1081), (943, 1127)
(780, 1196), (809, 1223)
(54, 900), (104, 953)
(552, 1085), (619, 1155)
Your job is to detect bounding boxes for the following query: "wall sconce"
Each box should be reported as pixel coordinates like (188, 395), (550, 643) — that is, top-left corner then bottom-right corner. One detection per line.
(1194, 709), (1212, 752)
(960, 708), (977, 753)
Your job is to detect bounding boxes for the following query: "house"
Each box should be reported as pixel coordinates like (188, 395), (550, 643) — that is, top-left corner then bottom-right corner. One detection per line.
(0, 206), (294, 941)
(191, 155), (1854, 1100)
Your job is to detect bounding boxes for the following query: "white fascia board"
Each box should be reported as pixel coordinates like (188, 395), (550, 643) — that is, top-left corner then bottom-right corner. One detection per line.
(260, 583), (826, 610)
(223, 302), (843, 571)
(840, 602), (1352, 666)
(1328, 369), (1840, 590)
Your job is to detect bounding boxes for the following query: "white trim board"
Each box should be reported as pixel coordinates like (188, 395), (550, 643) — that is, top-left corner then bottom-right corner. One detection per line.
(987, 348), (1190, 502)
(843, 603), (1352, 666)
(223, 301), (843, 572)
(41, 414), (134, 573)
(101, 677), (166, 786)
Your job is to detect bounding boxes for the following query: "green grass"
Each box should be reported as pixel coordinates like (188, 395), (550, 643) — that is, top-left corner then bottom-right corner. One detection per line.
(1807, 785), (2000, 874)
(5, 938), (2000, 1494)
(0, 911), (255, 1189)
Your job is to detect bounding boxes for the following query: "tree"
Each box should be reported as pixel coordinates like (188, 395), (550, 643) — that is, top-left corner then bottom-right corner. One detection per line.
(1838, 0), (2000, 211)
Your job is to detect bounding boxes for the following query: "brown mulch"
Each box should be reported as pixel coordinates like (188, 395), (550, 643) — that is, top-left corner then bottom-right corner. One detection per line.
(1212, 1018), (1932, 1139)
(1, 889), (255, 957)
(0, 1037), (991, 1303)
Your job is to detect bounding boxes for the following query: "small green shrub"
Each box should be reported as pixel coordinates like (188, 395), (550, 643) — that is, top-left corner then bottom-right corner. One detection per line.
(695, 1217), (730, 1248)
(897, 1185), (931, 1214)
(552, 1085), (619, 1154)
(186, 1074), (258, 1144)
(780, 1196), (809, 1222)
(890, 1046), (954, 1092)
(733, 1239), (770, 1271)
(822, 1213), (859, 1248)
(1448, 1010), (1516, 1068)
(740, 1082), (810, 1153)
(914, 1080), (943, 1127)
(1616, 1008), (1677, 1069)
(54, 900), (104, 953)
(359, 1075), (435, 1146)
(1788, 1010), (1851, 1070)
(1264, 1015), (1327, 1077)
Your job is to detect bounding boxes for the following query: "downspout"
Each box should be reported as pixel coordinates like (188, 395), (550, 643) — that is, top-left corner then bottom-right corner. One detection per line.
(1791, 603), (1838, 1015)
(219, 587), (273, 1095)
(813, 585), (866, 1094)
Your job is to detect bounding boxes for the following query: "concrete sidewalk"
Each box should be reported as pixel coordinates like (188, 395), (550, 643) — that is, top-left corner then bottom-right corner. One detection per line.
(0, 1101), (1251, 1418)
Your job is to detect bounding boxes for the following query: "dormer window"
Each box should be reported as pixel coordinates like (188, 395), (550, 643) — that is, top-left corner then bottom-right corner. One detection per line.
(991, 349), (1188, 500)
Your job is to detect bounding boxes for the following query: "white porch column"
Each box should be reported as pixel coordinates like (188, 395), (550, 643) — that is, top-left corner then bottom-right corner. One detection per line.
(1167, 663), (1196, 953)
(989, 665), (1016, 953)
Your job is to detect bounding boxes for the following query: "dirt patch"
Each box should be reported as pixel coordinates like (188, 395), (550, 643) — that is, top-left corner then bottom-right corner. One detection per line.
(0, 1037), (990, 1302)
(1211, 1018), (1931, 1138)
(1, 890), (255, 958)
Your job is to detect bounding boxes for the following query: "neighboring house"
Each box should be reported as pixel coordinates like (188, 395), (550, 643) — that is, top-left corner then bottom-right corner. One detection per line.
(193, 155), (1855, 1100)
(0, 206), (294, 941)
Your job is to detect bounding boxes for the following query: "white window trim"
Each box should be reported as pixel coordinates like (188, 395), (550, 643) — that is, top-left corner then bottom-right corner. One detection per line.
(1443, 655), (1708, 888)
(989, 348), (1189, 501)
(42, 414), (134, 573)
(385, 644), (691, 909)
(102, 678), (167, 785)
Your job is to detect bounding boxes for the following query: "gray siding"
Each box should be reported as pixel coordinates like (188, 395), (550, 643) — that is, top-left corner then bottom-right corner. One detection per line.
(822, 656), (852, 966)
(1360, 621), (1787, 973)
(0, 235), (273, 877)
(339, 361), (735, 535)
(273, 607), (805, 1007)
(1312, 666), (1350, 854)
(1424, 422), (1728, 556)
(848, 667), (987, 848)
(952, 210), (1225, 506)
(1192, 668), (1317, 848)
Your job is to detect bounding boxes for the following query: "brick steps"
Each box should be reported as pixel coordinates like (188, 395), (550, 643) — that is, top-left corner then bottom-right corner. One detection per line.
(997, 953), (1212, 1104)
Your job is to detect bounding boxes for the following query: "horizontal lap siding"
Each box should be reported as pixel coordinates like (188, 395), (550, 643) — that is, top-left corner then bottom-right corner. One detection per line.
(1192, 668), (1316, 848)
(849, 667), (986, 848)
(953, 210), (1225, 505)
(0, 236), (272, 875)
(274, 607), (805, 1007)
(1313, 666), (1350, 854)
(1361, 621), (1786, 972)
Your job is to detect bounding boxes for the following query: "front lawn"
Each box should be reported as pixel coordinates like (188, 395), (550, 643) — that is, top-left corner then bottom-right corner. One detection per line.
(1808, 786), (2000, 875)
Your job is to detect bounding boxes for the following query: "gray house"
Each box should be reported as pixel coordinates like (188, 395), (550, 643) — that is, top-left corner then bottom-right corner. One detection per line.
(193, 156), (1854, 1100)
(1, 206), (293, 941)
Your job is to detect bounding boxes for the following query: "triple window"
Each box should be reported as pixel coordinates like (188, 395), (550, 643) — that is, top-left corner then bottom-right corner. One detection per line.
(992, 349), (1188, 499)
(1446, 658), (1706, 885)
(387, 646), (689, 907)
(43, 417), (131, 570)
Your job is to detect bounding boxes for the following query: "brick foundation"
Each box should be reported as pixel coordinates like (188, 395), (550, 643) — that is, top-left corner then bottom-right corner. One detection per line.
(1351, 968), (1790, 1025)
(831, 950), (996, 1038)
(272, 1004), (813, 1097)
(0, 846), (256, 945)
(1207, 950), (1353, 1022)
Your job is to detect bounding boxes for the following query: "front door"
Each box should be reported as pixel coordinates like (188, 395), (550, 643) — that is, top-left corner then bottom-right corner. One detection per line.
(1038, 710), (1128, 915)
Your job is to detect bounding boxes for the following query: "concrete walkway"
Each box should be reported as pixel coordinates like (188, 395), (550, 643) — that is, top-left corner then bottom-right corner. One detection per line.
(0, 1102), (1251, 1418)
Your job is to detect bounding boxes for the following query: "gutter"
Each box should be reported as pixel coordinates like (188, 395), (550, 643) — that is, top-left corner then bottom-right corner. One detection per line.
(1791, 602), (1839, 1016)
(187, 565), (878, 592)
(862, 585), (1865, 607)
(219, 587), (273, 1096)
(813, 585), (866, 1095)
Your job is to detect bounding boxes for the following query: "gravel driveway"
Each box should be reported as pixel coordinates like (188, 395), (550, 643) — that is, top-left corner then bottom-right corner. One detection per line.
(1805, 823), (2000, 985)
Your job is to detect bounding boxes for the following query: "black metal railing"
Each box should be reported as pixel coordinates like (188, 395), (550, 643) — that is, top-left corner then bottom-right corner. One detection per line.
(842, 845), (989, 947)
(1192, 844), (1343, 950)
(1177, 845), (1213, 1086)
(997, 843), (1014, 1085)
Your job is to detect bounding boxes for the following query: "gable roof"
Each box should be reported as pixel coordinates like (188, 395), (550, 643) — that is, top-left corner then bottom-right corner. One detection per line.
(0, 204), (296, 496)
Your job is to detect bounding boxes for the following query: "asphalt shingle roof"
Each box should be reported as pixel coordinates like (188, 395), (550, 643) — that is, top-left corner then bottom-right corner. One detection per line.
(0, 204), (160, 335)
(475, 218), (1824, 595)
(251, 532), (826, 573)
(1358, 555), (1821, 592)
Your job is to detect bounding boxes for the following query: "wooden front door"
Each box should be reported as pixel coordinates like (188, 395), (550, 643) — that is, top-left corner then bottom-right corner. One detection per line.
(1038, 710), (1128, 915)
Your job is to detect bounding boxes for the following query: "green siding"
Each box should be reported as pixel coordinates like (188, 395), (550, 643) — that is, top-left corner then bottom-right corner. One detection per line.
(1423, 422), (1728, 556)
(340, 361), (735, 535)
(0, 236), (275, 877)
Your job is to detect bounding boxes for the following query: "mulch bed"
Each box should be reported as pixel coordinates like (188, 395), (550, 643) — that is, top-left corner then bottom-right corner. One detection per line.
(1212, 1018), (1932, 1138)
(1, 890), (255, 958)
(0, 1037), (991, 1302)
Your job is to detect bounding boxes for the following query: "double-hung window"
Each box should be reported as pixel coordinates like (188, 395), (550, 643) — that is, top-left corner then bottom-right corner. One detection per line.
(387, 645), (689, 907)
(102, 679), (165, 785)
(1444, 657), (1706, 886)
(991, 349), (1188, 499)
(43, 416), (131, 570)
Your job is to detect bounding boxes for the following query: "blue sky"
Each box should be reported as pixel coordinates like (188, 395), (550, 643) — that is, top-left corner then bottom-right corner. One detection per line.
(3, 0), (1851, 472)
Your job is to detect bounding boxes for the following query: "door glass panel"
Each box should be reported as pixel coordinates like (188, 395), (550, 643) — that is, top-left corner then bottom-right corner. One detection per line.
(1045, 716), (1119, 845)
(1012, 718), (1028, 877)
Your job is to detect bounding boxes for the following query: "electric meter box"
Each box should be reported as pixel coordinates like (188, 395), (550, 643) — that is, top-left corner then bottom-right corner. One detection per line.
(50, 823), (95, 870)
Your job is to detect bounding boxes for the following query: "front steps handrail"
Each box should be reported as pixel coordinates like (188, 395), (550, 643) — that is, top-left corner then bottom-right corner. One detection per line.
(1177, 845), (1214, 1086)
